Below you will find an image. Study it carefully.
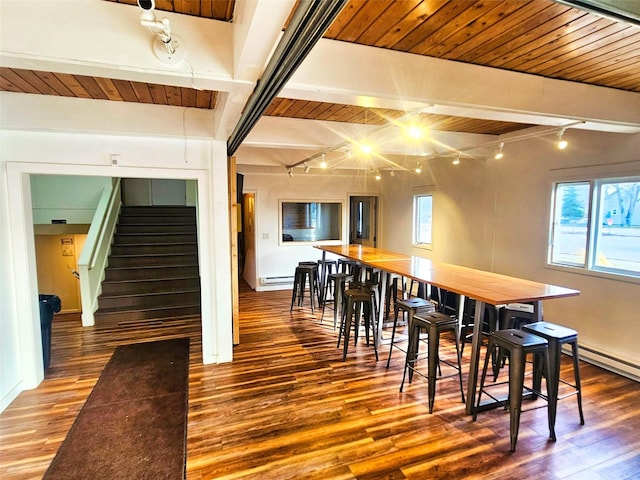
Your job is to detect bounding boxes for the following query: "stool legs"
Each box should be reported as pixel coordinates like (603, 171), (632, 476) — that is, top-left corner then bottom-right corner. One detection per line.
(570, 340), (585, 425)
(474, 333), (553, 452)
(523, 322), (585, 428)
(338, 292), (378, 362)
(401, 316), (464, 414)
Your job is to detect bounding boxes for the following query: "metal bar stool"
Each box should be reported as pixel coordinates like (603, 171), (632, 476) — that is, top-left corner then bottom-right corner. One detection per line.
(522, 321), (585, 427)
(321, 272), (353, 328)
(290, 263), (320, 313)
(386, 295), (435, 368)
(473, 329), (553, 452)
(400, 311), (465, 413)
(337, 287), (379, 361)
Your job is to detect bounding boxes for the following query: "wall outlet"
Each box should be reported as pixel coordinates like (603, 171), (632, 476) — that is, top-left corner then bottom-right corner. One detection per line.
(262, 233), (269, 240)
(110, 154), (120, 165)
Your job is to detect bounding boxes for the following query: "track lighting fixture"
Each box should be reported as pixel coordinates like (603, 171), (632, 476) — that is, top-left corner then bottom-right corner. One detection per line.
(320, 153), (327, 169)
(494, 142), (504, 160)
(452, 153), (461, 165)
(415, 161), (422, 174)
(557, 129), (568, 150)
(389, 170), (395, 177)
(375, 171), (381, 181)
(304, 163), (310, 173)
(288, 168), (293, 177)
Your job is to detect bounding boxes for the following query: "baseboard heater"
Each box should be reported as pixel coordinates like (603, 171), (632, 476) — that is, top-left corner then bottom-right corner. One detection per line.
(260, 276), (295, 286)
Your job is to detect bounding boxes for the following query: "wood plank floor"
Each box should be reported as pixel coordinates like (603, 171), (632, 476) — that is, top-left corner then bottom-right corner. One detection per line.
(1, 282), (639, 479)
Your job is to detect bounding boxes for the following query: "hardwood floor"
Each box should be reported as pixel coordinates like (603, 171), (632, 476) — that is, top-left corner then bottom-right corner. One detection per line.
(1, 283), (639, 479)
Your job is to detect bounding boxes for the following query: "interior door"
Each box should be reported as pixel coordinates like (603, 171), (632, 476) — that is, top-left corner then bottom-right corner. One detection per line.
(349, 196), (377, 247)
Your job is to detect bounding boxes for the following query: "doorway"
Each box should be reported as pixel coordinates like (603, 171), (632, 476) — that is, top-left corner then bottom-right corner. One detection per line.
(349, 196), (378, 247)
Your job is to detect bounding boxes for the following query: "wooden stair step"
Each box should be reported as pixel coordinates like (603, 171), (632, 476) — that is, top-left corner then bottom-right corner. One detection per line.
(101, 277), (200, 296)
(94, 304), (201, 323)
(113, 233), (197, 244)
(105, 265), (199, 281)
(108, 253), (199, 268)
(98, 290), (201, 310)
(117, 223), (197, 234)
(110, 243), (197, 255)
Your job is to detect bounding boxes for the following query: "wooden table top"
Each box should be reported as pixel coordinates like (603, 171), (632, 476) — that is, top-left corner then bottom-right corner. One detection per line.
(316, 245), (580, 306)
(318, 244), (411, 263)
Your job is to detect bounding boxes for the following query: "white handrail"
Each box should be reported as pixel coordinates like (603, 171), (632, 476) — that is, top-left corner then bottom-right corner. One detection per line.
(78, 179), (122, 326)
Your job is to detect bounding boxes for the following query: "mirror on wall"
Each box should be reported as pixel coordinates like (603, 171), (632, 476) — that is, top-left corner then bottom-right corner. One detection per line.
(280, 201), (343, 243)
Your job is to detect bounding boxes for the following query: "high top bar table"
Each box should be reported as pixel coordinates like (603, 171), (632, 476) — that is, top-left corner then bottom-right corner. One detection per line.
(316, 244), (580, 415)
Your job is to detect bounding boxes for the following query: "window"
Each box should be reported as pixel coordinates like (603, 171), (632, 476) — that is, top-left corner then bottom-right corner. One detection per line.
(413, 194), (433, 247)
(280, 201), (343, 244)
(549, 177), (640, 279)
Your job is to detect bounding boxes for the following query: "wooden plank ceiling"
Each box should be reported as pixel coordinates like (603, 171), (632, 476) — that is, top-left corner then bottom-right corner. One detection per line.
(1, 0), (638, 136)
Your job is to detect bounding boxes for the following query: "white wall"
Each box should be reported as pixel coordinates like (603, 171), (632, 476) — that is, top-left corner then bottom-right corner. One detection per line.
(31, 175), (112, 224)
(380, 130), (640, 379)
(0, 129), (233, 412)
(239, 170), (382, 289)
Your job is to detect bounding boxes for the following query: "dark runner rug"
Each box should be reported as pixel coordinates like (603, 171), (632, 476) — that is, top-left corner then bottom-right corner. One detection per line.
(44, 338), (190, 480)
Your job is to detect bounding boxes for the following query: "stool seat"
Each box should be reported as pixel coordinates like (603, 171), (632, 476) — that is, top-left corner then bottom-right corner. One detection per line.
(396, 297), (432, 310)
(522, 322), (585, 426)
(474, 328), (553, 452)
(400, 311), (464, 413)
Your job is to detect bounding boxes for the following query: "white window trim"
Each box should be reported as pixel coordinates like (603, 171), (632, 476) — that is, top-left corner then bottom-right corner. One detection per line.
(412, 185), (435, 251)
(546, 160), (640, 285)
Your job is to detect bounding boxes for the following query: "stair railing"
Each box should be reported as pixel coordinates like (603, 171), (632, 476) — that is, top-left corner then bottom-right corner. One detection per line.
(77, 178), (122, 326)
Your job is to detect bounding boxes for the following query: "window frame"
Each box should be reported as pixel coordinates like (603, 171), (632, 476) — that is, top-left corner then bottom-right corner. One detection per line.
(547, 164), (640, 284)
(278, 199), (345, 246)
(412, 187), (434, 250)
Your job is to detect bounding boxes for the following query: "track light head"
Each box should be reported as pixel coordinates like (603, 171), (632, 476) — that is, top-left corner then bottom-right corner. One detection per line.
(287, 168), (293, 177)
(375, 171), (381, 181)
(320, 153), (327, 169)
(452, 153), (461, 165)
(415, 161), (422, 174)
(494, 142), (504, 160)
(304, 163), (310, 173)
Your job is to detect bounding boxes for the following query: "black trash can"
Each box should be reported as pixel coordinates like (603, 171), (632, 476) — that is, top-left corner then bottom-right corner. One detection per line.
(39, 294), (61, 370)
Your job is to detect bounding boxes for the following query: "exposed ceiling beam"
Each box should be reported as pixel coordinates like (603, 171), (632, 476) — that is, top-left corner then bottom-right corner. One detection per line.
(226, 0), (347, 156)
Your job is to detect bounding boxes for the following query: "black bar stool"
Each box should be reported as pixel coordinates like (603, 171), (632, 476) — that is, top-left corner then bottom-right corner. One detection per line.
(386, 296), (434, 368)
(290, 263), (320, 313)
(321, 272), (353, 328)
(400, 311), (465, 413)
(337, 287), (379, 361)
(474, 329), (553, 452)
(522, 321), (585, 427)
(317, 259), (337, 303)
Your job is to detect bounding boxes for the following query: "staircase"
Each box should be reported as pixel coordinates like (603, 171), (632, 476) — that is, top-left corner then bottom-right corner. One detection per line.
(95, 206), (201, 323)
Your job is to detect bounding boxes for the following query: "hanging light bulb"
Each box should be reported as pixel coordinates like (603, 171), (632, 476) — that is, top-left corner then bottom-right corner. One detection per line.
(320, 153), (327, 169)
(415, 160), (422, 174)
(494, 142), (504, 160)
(405, 123), (424, 140)
(452, 153), (461, 165)
(557, 129), (568, 150)
(360, 141), (374, 156)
